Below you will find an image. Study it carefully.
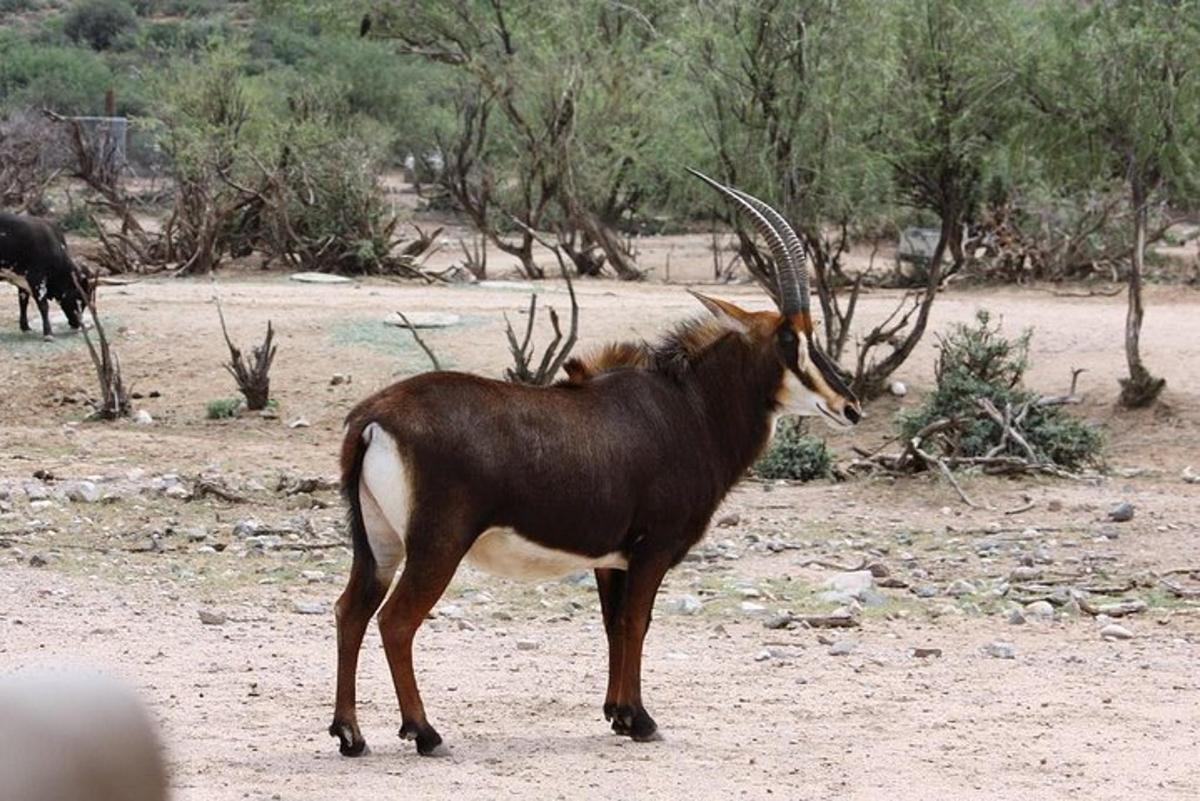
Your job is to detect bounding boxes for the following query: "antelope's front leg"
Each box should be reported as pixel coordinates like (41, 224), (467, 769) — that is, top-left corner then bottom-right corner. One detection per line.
(608, 551), (672, 742)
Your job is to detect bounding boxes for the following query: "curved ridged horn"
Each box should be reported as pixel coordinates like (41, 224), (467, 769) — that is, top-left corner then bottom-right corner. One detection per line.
(730, 188), (810, 315)
(688, 169), (802, 314)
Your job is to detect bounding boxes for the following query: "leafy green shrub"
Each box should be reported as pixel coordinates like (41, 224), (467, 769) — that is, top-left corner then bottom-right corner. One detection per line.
(205, 397), (242, 419)
(900, 310), (1103, 470)
(0, 0), (42, 13)
(64, 0), (138, 51)
(753, 418), (833, 481)
(58, 205), (96, 235)
(0, 33), (114, 114)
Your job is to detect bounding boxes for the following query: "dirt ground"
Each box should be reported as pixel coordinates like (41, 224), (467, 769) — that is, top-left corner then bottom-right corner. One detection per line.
(1, 259), (1199, 800)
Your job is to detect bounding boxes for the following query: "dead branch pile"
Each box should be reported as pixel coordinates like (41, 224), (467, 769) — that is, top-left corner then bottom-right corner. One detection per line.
(848, 370), (1094, 506)
(0, 112), (60, 213)
(213, 284), (277, 411)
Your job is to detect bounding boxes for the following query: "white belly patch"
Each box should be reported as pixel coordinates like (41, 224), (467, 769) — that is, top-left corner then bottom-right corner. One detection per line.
(466, 527), (628, 581)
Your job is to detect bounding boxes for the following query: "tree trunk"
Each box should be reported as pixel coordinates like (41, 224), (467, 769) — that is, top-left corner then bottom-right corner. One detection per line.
(1119, 182), (1165, 407)
(855, 213), (954, 399)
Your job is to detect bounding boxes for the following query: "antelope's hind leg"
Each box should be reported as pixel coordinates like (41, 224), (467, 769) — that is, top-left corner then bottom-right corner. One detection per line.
(329, 483), (403, 757)
(378, 511), (470, 758)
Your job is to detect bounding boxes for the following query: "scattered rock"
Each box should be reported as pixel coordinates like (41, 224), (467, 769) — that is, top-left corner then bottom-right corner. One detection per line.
(739, 601), (768, 615)
(23, 482), (49, 501)
(516, 639), (539, 651)
(946, 579), (977, 597)
(330, 373), (350, 386)
(292, 600), (328, 615)
(198, 609), (227, 626)
(665, 595), (702, 615)
(62, 480), (101, 503)
(1024, 600), (1055, 621)
(889, 380), (908, 397)
(866, 561), (891, 578)
(797, 609), (860, 629)
(824, 570), (875, 600)
(1009, 566), (1042, 582)
(1007, 608), (1026, 625)
(233, 519), (260, 538)
(911, 647), (942, 659)
(288, 418), (311, 429)
(1047, 499), (1064, 512)
(913, 584), (939, 599)
(754, 649), (773, 662)
(738, 586), (762, 599)
(985, 641), (1016, 659)
(1183, 466), (1200, 485)
(1107, 502), (1135, 522)
(828, 640), (856, 656)
(715, 512), (741, 528)
(164, 485), (190, 501)
(1100, 623), (1134, 641)
(28, 553), (48, 568)
(763, 612), (794, 630)
(133, 409), (154, 425)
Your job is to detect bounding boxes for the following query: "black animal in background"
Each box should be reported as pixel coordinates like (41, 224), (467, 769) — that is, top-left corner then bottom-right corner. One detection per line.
(0, 212), (92, 339)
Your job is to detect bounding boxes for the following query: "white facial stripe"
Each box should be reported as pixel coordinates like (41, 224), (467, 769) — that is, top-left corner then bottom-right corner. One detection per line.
(466, 527), (628, 580)
(776, 370), (850, 430)
(359, 423), (410, 581)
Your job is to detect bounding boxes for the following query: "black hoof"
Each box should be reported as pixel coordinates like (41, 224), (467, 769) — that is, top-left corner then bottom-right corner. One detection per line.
(400, 721), (447, 757)
(612, 704), (659, 741)
(329, 721), (368, 757)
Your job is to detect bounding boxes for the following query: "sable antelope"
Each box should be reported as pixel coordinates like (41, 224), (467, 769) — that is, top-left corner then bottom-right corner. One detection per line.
(0, 212), (92, 339)
(329, 170), (861, 758)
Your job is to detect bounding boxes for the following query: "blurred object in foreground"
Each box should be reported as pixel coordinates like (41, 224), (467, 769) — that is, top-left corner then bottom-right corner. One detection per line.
(0, 670), (168, 801)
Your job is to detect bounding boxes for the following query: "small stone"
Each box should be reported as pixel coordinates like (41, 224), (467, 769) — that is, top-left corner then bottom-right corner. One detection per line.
(1024, 600), (1055, 620)
(1009, 566), (1042, 582)
(1107, 502), (1135, 522)
(330, 374), (350, 386)
(133, 409), (153, 425)
(739, 601), (768, 615)
(288, 418), (311, 429)
(763, 612), (794, 630)
(164, 485), (190, 501)
(292, 600), (328, 615)
(63, 480), (101, 503)
(24, 482), (49, 501)
(889, 380), (908, 397)
(911, 647), (942, 659)
(666, 595), (702, 615)
(198, 609), (227, 625)
(28, 553), (48, 568)
(946, 579), (977, 597)
(754, 649), (773, 662)
(738, 586), (762, 599)
(716, 513), (741, 528)
(828, 640), (856, 656)
(824, 570), (875, 599)
(913, 584), (938, 599)
(301, 570), (325, 583)
(985, 641), (1016, 659)
(1047, 499), (1064, 512)
(516, 639), (539, 651)
(233, 519), (260, 538)
(1007, 608), (1026, 625)
(1100, 623), (1134, 641)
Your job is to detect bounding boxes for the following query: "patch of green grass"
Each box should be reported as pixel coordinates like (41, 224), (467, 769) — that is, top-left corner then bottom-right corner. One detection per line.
(327, 318), (456, 371)
(205, 397), (242, 419)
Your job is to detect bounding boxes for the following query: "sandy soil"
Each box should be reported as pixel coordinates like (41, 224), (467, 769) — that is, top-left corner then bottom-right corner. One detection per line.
(1, 266), (1199, 800)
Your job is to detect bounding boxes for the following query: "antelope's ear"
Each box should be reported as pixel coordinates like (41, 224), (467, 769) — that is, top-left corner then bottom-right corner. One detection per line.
(688, 290), (751, 332)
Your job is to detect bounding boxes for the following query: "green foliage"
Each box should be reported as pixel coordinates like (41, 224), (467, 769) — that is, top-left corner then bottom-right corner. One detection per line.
(0, 0), (42, 13)
(900, 310), (1103, 469)
(58, 204), (97, 234)
(64, 0), (139, 51)
(205, 397), (243, 419)
(753, 419), (833, 482)
(0, 32), (115, 114)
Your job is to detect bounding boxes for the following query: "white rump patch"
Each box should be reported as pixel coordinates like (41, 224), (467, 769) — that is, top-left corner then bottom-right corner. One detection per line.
(359, 423), (409, 580)
(466, 527), (627, 581)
